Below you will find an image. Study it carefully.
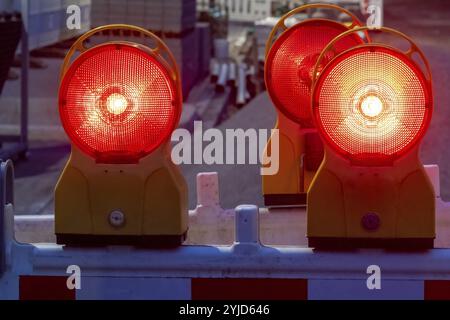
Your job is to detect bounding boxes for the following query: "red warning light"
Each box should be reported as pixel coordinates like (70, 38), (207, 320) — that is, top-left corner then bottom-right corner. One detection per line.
(59, 43), (181, 163)
(312, 46), (432, 165)
(265, 19), (364, 127)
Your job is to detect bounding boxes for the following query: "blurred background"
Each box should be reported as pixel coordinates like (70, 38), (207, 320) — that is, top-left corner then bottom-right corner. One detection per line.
(0, 0), (448, 214)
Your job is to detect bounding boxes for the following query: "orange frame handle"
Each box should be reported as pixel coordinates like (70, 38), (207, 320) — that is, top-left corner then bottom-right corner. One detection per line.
(312, 26), (433, 86)
(60, 24), (180, 85)
(265, 3), (366, 58)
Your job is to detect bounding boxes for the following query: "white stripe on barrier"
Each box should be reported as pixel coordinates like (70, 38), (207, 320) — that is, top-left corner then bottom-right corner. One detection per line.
(308, 279), (424, 300)
(77, 277), (191, 300)
(0, 271), (19, 300)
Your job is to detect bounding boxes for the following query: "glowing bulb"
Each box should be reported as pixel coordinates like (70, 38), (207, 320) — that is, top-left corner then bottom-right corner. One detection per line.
(106, 93), (128, 115)
(360, 95), (383, 118)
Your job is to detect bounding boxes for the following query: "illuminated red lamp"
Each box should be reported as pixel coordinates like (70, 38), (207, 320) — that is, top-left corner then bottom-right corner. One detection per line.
(308, 27), (435, 248)
(261, 4), (369, 207)
(313, 46), (431, 166)
(59, 43), (180, 164)
(265, 19), (365, 127)
(55, 25), (187, 246)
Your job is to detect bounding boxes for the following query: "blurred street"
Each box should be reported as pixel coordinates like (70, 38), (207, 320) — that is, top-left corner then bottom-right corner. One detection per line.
(0, 0), (449, 214)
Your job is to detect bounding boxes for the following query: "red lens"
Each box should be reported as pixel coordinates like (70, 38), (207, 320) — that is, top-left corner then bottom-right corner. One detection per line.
(59, 43), (180, 163)
(265, 19), (364, 126)
(313, 45), (432, 164)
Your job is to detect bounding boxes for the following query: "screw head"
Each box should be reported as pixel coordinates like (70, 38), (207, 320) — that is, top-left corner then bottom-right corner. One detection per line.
(361, 212), (380, 231)
(109, 210), (125, 227)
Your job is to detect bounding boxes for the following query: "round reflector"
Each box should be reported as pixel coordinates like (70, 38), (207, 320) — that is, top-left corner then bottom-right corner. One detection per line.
(59, 43), (180, 163)
(313, 45), (432, 164)
(265, 19), (364, 127)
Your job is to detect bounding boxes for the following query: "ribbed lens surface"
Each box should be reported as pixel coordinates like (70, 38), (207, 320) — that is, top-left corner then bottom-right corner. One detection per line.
(266, 20), (363, 126)
(313, 46), (431, 164)
(59, 43), (179, 163)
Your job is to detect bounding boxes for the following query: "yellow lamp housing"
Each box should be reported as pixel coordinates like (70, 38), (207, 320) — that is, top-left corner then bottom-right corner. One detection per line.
(308, 27), (435, 249)
(262, 4), (368, 207)
(55, 25), (188, 247)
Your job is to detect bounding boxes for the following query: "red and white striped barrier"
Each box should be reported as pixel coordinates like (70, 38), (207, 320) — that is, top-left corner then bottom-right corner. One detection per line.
(2, 160), (450, 300)
(15, 276), (450, 300)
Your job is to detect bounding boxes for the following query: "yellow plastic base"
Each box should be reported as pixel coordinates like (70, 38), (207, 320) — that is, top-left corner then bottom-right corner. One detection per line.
(307, 147), (435, 246)
(55, 143), (188, 244)
(262, 112), (319, 207)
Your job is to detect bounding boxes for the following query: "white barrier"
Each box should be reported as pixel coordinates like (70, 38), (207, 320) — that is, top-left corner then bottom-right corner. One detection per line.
(3, 203), (450, 300)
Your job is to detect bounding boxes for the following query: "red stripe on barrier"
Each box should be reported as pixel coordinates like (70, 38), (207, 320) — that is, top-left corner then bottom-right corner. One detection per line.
(424, 280), (450, 300)
(191, 278), (307, 300)
(19, 276), (75, 300)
